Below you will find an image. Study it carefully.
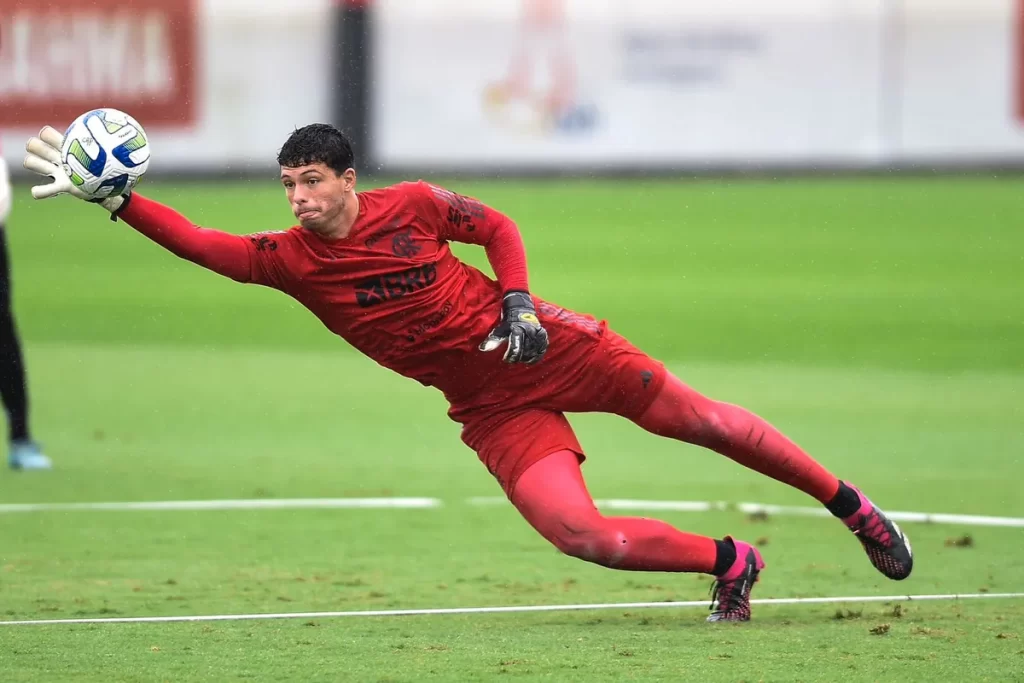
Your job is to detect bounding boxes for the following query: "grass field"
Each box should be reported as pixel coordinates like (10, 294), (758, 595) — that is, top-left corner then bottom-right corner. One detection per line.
(1, 177), (1022, 681)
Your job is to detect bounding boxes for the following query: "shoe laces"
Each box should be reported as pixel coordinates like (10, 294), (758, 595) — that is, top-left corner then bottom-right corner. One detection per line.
(708, 570), (750, 617)
(853, 509), (891, 547)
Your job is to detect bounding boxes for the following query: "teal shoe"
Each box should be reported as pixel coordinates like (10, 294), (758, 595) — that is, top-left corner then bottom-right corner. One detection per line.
(9, 440), (52, 471)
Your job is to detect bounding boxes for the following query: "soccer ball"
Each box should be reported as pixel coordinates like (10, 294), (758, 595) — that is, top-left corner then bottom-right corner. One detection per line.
(61, 108), (151, 199)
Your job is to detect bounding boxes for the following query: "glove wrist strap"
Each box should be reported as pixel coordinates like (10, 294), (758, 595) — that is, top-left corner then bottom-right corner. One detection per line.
(502, 290), (533, 308)
(100, 192), (132, 222)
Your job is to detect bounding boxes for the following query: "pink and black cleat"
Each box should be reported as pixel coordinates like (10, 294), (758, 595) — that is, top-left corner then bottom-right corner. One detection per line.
(842, 483), (913, 581)
(707, 537), (765, 623)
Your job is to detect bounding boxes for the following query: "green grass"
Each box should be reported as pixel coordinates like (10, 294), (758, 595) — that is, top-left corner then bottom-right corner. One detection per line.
(1, 177), (1022, 681)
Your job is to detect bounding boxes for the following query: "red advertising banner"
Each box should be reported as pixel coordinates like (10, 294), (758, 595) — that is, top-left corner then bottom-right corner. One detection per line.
(0, 0), (198, 128)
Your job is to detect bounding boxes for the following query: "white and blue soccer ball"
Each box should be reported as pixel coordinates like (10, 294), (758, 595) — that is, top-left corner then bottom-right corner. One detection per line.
(61, 108), (151, 199)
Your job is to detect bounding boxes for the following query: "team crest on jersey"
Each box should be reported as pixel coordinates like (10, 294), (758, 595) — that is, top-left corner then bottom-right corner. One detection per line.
(390, 228), (421, 258)
(364, 217), (423, 258)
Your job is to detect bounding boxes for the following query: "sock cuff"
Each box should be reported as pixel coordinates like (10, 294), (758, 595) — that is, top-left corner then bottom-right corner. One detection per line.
(825, 481), (862, 519)
(711, 538), (737, 577)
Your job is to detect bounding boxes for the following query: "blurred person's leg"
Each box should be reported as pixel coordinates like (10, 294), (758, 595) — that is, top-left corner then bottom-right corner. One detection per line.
(0, 227), (50, 471)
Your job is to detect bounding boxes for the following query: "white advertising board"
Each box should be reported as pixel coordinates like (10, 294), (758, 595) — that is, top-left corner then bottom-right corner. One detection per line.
(373, 0), (888, 169)
(895, 0), (1024, 160)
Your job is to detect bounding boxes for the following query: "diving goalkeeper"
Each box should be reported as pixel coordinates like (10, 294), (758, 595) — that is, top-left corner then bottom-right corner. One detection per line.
(23, 123), (912, 622)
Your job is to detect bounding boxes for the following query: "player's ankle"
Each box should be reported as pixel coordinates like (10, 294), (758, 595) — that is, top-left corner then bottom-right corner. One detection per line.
(711, 537), (737, 577)
(825, 481), (862, 519)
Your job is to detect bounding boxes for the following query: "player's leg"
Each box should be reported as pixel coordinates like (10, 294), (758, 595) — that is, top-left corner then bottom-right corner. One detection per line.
(460, 406), (765, 621)
(637, 372), (842, 504)
(511, 448), (764, 622)
(631, 371), (912, 580)
(0, 228), (49, 471)
(539, 315), (913, 582)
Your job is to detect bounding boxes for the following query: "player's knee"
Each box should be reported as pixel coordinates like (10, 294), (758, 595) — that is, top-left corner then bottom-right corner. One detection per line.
(547, 516), (629, 567)
(639, 379), (729, 445)
(688, 398), (731, 445)
(654, 391), (731, 446)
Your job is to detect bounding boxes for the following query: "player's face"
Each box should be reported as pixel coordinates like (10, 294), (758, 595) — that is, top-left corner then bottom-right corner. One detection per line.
(280, 163), (356, 232)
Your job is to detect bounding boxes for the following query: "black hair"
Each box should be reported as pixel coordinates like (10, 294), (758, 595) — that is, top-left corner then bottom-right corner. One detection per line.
(277, 124), (355, 174)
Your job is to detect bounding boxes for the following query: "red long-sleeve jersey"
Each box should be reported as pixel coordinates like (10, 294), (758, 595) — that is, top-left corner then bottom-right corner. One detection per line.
(117, 180), (547, 397)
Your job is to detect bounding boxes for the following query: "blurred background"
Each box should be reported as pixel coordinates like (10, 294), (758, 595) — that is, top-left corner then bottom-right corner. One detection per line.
(3, 0), (1024, 176)
(1, 2), (1023, 678)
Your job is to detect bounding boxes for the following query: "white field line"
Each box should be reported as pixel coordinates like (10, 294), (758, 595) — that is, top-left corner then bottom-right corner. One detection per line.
(1, 593), (1020, 627)
(469, 497), (1024, 528)
(0, 498), (441, 513)
(1, 497), (1022, 528)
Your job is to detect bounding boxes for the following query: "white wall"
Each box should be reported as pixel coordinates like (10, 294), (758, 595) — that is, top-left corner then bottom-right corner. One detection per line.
(896, 0), (1024, 160)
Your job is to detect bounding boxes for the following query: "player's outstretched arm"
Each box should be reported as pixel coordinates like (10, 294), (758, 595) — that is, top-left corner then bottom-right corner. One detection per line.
(111, 194), (256, 283)
(23, 127), (254, 284)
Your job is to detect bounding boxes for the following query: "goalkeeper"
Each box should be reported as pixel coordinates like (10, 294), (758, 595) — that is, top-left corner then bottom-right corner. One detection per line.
(23, 123), (912, 622)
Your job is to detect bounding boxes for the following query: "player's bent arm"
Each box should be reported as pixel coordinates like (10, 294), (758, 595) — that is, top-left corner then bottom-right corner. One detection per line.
(415, 181), (547, 363)
(469, 213), (549, 363)
(418, 183), (530, 293)
(115, 193), (255, 283)
(475, 212), (530, 295)
(22, 125), (258, 285)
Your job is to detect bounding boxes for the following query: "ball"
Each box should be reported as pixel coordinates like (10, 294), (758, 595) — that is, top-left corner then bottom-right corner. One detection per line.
(61, 108), (151, 199)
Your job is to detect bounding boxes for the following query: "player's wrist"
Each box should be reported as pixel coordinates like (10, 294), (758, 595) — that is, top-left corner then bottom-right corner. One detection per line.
(502, 290), (534, 308)
(96, 192), (132, 221)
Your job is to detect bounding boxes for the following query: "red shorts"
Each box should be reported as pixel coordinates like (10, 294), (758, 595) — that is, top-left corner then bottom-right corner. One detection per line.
(449, 311), (667, 497)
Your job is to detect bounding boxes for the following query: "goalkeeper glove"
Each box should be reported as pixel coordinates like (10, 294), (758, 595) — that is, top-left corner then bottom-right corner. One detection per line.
(479, 290), (549, 365)
(22, 126), (128, 214)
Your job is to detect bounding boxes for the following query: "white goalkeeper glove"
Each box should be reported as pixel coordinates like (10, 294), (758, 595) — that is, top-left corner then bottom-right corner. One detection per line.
(22, 126), (127, 213)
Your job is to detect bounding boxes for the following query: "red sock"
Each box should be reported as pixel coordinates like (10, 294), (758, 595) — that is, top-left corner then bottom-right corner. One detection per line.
(636, 375), (841, 503)
(512, 450), (719, 574)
